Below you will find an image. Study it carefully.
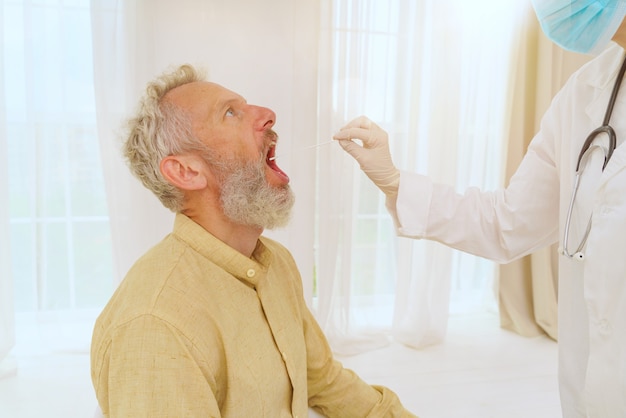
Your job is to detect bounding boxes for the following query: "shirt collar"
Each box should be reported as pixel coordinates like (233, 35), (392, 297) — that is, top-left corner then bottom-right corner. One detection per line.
(172, 213), (272, 288)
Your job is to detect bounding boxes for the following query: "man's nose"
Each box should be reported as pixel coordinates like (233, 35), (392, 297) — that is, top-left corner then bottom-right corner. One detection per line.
(252, 105), (276, 131)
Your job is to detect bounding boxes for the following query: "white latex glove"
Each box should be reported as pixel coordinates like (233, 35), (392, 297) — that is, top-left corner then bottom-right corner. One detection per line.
(333, 115), (400, 196)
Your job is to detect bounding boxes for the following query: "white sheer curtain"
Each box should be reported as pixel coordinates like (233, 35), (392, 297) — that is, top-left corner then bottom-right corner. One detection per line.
(3, 0), (112, 359)
(2, 0), (533, 372)
(316, 0), (529, 353)
(0, 0), (15, 370)
(90, 0), (320, 298)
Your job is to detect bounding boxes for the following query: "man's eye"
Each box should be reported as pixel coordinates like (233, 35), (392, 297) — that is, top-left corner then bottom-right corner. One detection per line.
(225, 108), (235, 117)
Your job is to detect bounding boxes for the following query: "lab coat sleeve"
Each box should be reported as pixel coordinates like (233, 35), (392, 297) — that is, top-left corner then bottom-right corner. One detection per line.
(386, 114), (562, 264)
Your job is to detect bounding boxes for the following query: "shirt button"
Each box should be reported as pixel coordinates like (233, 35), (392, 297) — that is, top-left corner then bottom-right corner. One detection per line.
(281, 351), (287, 361)
(246, 269), (255, 278)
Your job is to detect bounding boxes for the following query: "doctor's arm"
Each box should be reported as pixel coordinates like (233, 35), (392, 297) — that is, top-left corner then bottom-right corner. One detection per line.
(334, 115), (561, 263)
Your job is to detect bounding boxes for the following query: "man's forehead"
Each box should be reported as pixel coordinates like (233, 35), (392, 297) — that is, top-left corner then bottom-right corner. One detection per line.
(164, 81), (244, 110)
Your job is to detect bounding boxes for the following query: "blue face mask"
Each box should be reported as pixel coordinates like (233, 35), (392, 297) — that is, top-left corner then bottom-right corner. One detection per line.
(531, 0), (626, 55)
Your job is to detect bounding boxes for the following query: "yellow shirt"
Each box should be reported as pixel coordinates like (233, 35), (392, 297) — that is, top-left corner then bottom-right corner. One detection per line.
(91, 213), (416, 417)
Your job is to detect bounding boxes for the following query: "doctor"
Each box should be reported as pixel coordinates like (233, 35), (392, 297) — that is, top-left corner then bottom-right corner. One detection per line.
(334, 1), (626, 417)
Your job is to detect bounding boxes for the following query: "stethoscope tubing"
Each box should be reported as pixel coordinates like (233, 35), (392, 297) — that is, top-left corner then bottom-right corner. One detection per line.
(561, 53), (626, 260)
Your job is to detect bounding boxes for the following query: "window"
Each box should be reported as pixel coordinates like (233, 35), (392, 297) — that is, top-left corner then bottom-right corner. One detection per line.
(5, 1), (113, 318)
(320, 0), (517, 334)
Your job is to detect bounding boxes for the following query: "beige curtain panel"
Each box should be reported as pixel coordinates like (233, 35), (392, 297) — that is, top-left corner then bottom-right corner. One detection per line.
(499, 7), (591, 341)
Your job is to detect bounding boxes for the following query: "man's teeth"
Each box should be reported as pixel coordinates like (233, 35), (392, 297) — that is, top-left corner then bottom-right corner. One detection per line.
(268, 141), (277, 161)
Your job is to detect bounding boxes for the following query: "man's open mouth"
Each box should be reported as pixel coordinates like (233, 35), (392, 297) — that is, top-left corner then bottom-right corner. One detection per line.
(265, 139), (290, 183)
(267, 141), (277, 163)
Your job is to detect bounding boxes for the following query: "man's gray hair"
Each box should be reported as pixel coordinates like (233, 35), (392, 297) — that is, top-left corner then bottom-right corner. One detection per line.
(123, 64), (207, 212)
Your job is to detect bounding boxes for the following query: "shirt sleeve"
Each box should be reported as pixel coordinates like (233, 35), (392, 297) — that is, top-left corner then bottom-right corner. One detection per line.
(386, 110), (562, 264)
(93, 314), (222, 418)
(303, 306), (418, 417)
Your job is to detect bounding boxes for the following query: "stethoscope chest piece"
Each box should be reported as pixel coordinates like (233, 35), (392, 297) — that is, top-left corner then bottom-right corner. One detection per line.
(574, 252), (585, 261)
(558, 247), (586, 261)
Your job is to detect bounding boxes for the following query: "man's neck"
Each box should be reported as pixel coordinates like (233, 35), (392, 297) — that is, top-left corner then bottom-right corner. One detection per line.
(183, 208), (262, 258)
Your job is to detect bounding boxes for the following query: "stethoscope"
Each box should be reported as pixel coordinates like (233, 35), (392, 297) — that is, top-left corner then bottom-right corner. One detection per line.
(560, 54), (626, 260)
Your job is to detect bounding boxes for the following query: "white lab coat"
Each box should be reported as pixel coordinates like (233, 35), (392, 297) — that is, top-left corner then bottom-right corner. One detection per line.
(387, 43), (626, 418)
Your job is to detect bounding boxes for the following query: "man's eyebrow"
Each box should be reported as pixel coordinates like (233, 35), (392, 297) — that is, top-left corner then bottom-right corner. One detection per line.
(217, 97), (247, 111)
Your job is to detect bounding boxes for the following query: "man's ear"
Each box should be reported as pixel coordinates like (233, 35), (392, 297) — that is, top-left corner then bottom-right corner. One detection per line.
(160, 155), (207, 191)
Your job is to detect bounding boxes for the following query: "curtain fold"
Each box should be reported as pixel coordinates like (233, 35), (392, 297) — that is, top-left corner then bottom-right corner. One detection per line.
(0, 138), (14, 368)
(91, 0), (179, 284)
(498, 6), (591, 340)
(316, 0), (528, 353)
(0, 0), (16, 368)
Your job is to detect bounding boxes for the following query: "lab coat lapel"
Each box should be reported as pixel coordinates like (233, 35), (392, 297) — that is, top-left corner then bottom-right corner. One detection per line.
(584, 46), (625, 126)
(583, 49), (626, 189)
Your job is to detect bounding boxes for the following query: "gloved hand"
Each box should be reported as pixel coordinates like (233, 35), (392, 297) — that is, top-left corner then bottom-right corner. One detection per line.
(333, 115), (400, 196)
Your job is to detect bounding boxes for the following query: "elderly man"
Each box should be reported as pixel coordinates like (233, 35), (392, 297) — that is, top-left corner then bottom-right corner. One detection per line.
(90, 64), (417, 418)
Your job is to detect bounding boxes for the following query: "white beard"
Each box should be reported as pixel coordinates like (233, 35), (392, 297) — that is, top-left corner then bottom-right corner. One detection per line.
(216, 156), (295, 230)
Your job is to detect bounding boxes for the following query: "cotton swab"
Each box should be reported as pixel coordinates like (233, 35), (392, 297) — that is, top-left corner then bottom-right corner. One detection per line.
(299, 140), (334, 150)
(269, 141), (333, 161)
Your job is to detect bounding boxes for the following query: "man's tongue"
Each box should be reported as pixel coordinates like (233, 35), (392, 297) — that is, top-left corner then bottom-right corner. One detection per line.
(268, 159), (289, 182)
